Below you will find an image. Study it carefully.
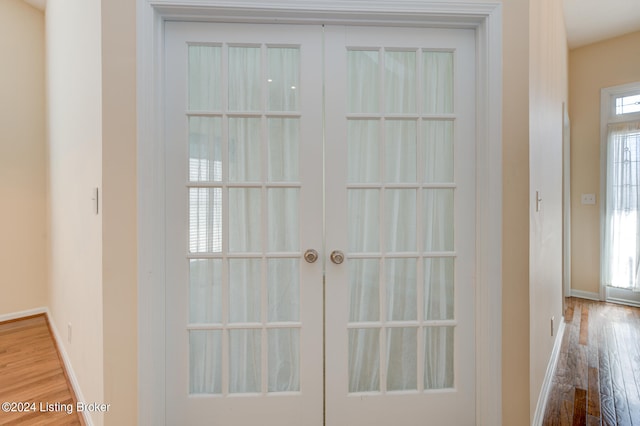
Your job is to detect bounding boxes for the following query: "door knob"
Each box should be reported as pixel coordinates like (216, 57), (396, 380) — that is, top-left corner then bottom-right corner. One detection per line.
(330, 250), (345, 265)
(304, 249), (319, 263)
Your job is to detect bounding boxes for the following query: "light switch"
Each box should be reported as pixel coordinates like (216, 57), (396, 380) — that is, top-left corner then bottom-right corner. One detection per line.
(92, 187), (99, 214)
(581, 193), (596, 205)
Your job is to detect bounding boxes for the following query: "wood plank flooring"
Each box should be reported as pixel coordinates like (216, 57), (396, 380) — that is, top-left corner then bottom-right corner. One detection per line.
(0, 314), (85, 425)
(3, 299), (638, 425)
(544, 297), (640, 426)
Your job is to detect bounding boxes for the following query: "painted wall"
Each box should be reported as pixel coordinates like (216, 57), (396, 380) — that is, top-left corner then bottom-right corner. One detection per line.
(529, 0), (568, 420)
(45, 0), (138, 423)
(101, 0), (138, 423)
(569, 31), (640, 295)
(499, 0), (532, 423)
(0, 0), (47, 315)
(46, 0), (105, 424)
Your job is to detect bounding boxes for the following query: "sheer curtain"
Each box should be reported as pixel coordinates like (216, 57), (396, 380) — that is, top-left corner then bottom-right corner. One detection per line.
(347, 49), (454, 393)
(188, 44), (301, 395)
(603, 121), (640, 291)
(188, 42), (455, 396)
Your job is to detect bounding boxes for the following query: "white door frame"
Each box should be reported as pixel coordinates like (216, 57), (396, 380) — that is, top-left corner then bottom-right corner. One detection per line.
(599, 82), (640, 306)
(563, 103), (571, 303)
(136, 1), (503, 425)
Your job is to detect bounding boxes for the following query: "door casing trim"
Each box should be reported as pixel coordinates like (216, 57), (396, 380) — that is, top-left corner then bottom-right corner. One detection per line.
(136, 1), (503, 424)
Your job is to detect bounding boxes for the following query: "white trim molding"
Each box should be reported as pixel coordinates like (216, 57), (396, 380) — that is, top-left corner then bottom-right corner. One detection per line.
(532, 320), (566, 426)
(562, 103), (572, 300)
(45, 310), (93, 426)
(570, 289), (601, 301)
(0, 307), (47, 323)
(600, 82), (640, 304)
(137, 2), (502, 425)
(605, 286), (640, 308)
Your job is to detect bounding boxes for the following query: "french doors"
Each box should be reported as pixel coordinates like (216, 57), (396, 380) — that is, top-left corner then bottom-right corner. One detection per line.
(164, 21), (476, 426)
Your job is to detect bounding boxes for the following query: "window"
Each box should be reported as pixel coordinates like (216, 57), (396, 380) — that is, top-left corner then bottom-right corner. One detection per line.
(615, 93), (640, 116)
(602, 83), (640, 293)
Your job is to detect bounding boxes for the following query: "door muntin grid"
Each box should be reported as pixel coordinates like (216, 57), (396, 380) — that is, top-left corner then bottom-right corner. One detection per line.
(346, 47), (457, 394)
(186, 43), (303, 395)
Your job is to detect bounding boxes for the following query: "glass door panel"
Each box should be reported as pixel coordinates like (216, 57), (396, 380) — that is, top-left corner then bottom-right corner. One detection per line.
(165, 22), (324, 426)
(324, 25), (476, 426)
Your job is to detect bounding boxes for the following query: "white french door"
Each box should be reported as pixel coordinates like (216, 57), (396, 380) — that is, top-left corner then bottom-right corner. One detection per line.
(323, 26), (476, 426)
(164, 21), (476, 426)
(165, 22), (325, 426)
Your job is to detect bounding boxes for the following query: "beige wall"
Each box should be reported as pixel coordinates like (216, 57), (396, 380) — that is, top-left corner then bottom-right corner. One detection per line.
(499, 0), (532, 423)
(101, 0), (138, 423)
(0, 0), (47, 315)
(569, 31), (640, 294)
(46, 0), (105, 424)
(45, 0), (138, 423)
(529, 0), (568, 420)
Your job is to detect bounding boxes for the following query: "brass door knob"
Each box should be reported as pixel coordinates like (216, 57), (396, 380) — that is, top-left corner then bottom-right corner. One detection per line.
(304, 249), (319, 263)
(330, 250), (344, 265)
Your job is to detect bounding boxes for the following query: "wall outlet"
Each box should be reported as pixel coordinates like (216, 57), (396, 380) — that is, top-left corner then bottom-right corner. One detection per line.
(68, 323), (72, 344)
(581, 193), (596, 205)
(550, 316), (554, 337)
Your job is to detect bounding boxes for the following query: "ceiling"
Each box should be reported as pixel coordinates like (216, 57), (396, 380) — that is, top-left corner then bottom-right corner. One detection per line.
(23, 0), (45, 11)
(564, 0), (640, 48)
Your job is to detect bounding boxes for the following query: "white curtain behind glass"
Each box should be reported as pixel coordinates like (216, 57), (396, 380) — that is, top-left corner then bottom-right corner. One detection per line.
(347, 49), (454, 393)
(188, 42), (456, 395)
(189, 44), (301, 395)
(603, 121), (640, 291)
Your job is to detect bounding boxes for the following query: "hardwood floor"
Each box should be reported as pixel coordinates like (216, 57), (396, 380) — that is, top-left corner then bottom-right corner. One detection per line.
(0, 314), (85, 425)
(543, 297), (640, 426)
(3, 300), (637, 425)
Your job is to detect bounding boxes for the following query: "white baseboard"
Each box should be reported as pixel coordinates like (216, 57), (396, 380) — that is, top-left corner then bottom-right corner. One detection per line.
(0, 308), (92, 426)
(0, 307), (47, 323)
(44, 309), (94, 426)
(570, 289), (601, 301)
(532, 320), (566, 426)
